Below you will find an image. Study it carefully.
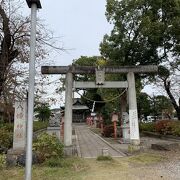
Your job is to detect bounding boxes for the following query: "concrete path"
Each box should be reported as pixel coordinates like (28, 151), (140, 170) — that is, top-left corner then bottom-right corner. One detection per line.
(74, 124), (126, 158)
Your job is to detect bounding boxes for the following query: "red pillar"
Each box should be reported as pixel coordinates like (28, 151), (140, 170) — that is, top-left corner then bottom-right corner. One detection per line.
(61, 122), (64, 142)
(113, 121), (117, 139)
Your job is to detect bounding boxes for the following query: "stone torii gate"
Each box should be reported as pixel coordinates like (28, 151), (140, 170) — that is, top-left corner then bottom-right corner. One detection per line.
(42, 65), (158, 147)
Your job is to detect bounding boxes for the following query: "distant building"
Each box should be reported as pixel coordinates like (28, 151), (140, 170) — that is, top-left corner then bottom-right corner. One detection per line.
(72, 98), (90, 122)
(61, 98), (90, 123)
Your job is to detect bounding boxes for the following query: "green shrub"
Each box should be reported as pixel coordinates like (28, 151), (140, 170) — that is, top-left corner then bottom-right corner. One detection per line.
(33, 121), (48, 132)
(44, 157), (63, 167)
(139, 122), (155, 132)
(102, 125), (114, 137)
(0, 123), (13, 132)
(33, 133), (64, 163)
(97, 155), (113, 161)
(0, 123), (13, 150)
(0, 129), (13, 149)
(170, 121), (180, 136)
(0, 154), (6, 169)
(0, 121), (48, 152)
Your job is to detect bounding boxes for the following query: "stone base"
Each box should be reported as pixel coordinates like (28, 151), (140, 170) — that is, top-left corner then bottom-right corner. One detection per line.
(64, 145), (77, 156)
(130, 139), (140, 146)
(128, 145), (141, 153)
(6, 149), (25, 166)
(6, 149), (38, 167)
(47, 126), (60, 141)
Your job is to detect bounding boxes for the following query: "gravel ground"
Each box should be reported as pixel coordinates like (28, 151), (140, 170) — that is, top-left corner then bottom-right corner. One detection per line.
(151, 150), (180, 180)
(89, 127), (180, 179)
(99, 135), (180, 179)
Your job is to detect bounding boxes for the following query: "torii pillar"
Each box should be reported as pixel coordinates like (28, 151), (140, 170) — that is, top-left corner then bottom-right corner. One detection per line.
(64, 72), (73, 146)
(127, 72), (140, 145)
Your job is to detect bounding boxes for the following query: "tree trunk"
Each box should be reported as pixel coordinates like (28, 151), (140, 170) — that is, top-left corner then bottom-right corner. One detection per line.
(0, 5), (18, 97)
(164, 80), (180, 120)
(0, 80), (4, 97)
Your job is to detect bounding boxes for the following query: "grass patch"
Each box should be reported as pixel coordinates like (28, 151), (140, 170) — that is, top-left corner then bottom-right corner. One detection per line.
(0, 157), (89, 180)
(43, 157), (88, 171)
(97, 155), (113, 161)
(128, 153), (164, 165)
(0, 167), (24, 180)
(41, 157), (89, 179)
(0, 154), (170, 180)
(44, 157), (63, 168)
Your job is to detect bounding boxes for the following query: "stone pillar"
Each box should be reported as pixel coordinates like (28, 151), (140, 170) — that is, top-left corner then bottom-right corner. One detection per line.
(13, 100), (27, 150)
(6, 100), (27, 166)
(122, 112), (130, 143)
(64, 72), (73, 146)
(127, 72), (140, 145)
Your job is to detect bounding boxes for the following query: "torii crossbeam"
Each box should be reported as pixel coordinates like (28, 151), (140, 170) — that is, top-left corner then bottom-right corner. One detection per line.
(42, 65), (158, 74)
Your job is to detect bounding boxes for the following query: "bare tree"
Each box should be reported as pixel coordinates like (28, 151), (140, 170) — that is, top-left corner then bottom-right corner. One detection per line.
(0, 1), (63, 98)
(0, 0), (63, 121)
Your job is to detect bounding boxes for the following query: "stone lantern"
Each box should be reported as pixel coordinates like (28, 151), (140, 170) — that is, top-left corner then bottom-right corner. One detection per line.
(111, 112), (119, 139)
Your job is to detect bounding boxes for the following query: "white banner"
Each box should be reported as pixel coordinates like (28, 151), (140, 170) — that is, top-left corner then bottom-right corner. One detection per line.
(129, 109), (139, 140)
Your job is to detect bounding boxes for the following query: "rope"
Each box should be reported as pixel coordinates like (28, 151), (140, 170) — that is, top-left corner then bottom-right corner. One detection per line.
(75, 88), (127, 103)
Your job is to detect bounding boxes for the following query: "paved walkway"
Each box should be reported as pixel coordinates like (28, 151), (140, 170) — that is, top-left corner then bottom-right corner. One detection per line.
(74, 124), (126, 158)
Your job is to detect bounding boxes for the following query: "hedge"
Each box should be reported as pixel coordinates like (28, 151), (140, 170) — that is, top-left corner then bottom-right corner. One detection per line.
(140, 120), (180, 137)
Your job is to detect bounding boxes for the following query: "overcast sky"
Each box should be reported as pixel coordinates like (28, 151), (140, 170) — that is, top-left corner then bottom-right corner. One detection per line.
(24, 0), (114, 106)
(24, 0), (159, 106)
(35, 0), (112, 65)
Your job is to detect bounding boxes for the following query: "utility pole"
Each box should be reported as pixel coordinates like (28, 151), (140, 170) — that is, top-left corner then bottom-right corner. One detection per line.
(25, 1), (42, 180)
